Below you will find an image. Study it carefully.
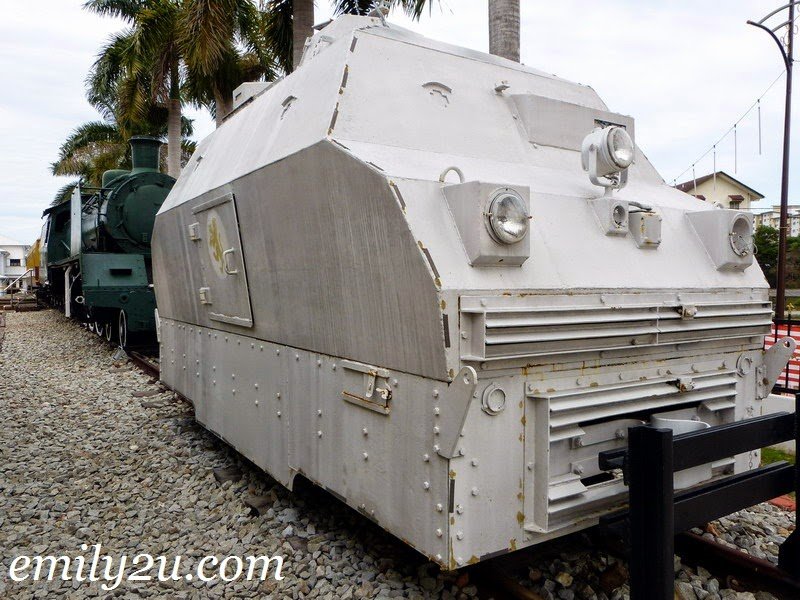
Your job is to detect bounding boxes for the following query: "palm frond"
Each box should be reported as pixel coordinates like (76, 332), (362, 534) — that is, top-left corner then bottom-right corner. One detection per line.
(82, 0), (144, 21)
(180, 0), (240, 74)
(52, 180), (83, 207)
(263, 0), (293, 74)
(394, 0), (438, 19)
(86, 29), (137, 119)
(51, 121), (122, 176)
(331, 0), (374, 15)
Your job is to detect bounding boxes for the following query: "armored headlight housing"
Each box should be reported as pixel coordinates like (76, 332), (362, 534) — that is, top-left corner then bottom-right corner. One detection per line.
(729, 213), (753, 256)
(486, 189), (529, 244)
(581, 125), (634, 191)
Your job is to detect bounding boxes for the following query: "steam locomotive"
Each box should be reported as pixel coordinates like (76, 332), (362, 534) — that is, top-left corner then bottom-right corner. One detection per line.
(41, 136), (174, 347)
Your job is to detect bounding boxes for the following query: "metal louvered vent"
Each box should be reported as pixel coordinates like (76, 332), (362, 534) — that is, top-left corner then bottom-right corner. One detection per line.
(460, 292), (771, 363)
(524, 366), (740, 534)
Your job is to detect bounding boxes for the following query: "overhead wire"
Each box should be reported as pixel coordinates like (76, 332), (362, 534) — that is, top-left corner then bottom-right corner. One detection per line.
(671, 70), (785, 185)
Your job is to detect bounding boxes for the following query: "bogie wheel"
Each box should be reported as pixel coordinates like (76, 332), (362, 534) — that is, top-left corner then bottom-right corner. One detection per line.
(94, 321), (104, 337)
(104, 321), (113, 343)
(88, 321), (95, 333)
(118, 310), (128, 350)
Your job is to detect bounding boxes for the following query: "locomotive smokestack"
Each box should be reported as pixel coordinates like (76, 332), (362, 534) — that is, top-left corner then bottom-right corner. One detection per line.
(129, 136), (163, 173)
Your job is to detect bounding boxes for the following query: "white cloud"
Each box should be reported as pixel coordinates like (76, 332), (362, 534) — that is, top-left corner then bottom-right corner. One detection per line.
(1, 0), (797, 243)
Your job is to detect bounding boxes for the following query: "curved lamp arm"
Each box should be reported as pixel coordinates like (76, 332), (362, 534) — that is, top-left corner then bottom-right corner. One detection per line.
(748, 19), (791, 68)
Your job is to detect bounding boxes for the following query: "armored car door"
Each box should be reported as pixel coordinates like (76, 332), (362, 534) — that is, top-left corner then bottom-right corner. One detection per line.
(189, 192), (254, 327)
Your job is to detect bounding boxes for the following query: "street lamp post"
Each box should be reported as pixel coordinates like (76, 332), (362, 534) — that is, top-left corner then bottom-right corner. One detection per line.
(749, 2), (796, 318)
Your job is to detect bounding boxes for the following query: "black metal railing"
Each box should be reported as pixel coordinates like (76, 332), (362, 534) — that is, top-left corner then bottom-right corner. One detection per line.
(598, 394), (800, 600)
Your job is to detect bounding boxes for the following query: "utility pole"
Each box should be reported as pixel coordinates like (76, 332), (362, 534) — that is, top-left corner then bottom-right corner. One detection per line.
(749, 2), (796, 318)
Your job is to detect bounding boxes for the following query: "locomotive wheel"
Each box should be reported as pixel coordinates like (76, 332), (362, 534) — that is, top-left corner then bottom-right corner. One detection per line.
(94, 321), (104, 337)
(118, 310), (128, 349)
(104, 321), (113, 342)
(88, 321), (95, 333)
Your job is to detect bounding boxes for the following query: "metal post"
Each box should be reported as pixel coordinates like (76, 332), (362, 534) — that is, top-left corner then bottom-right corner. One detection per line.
(749, 3), (796, 318)
(777, 1), (795, 319)
(629, 426), (675, 600)
(778, 392), (800, 570)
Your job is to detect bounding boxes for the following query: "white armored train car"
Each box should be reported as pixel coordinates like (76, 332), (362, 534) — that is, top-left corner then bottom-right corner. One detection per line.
(152, 15), (792, 568)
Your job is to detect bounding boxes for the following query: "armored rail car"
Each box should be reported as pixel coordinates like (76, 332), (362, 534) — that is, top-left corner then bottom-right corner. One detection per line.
(152, 16), (792, 568)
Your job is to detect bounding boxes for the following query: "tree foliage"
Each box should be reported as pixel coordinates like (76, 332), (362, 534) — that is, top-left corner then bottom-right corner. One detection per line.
(754, 225), (800, 289)
(264, 0), (440, 72)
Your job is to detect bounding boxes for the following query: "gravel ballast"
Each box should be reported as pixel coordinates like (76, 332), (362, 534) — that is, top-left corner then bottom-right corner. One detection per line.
(0, 310), (796, 599)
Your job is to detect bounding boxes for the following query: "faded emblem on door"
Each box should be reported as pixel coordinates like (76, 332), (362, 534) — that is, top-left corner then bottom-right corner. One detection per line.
(206, 209), (229, 279)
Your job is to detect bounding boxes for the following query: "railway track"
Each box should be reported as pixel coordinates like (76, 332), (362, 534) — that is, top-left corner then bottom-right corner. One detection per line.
(128, 349), (160, 379)
(676, 531), (800, 599)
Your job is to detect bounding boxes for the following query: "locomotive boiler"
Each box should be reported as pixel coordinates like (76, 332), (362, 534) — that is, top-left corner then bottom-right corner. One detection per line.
(152, 16), (793, 569)
(43, 136), (174, 346)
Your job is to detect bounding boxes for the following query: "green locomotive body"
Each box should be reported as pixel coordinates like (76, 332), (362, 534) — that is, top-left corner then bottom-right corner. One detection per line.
(41, 137), (175, 346)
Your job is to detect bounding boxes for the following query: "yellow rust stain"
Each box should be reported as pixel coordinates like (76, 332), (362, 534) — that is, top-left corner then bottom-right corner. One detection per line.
(589, 381), (599, 388)
(440, 299), (447, 310)
(450, 516), (455, 525)
(518, 434), (523, 442)
(449, 470), (457, 479)
(516, 511), (525, 525)
(520, 415), (526, 426)
(468, 556), (480, 565)
(509, 538), (517, 551)
(207, 217), (224, 265)
(546, 388), (555, 393)
(517, 492), (524, 501)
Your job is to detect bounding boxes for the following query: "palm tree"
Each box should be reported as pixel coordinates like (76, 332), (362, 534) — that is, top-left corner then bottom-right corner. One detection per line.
(85, 0), (274, 175)
(85, 0), (185, 177)
(50, 114), (195, 205)
(180, 0), (276, 124)
(265, 0), (434, 72)
(488, 0), (519, 62)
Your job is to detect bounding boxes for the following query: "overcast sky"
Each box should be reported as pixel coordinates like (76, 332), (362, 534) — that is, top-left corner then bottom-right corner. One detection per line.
(0, 0), (797, 243)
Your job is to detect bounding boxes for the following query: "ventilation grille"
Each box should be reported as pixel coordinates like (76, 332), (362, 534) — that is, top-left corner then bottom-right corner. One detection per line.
(535, 371), (737, 442)
(525, 366), (739, 534)
(461, 293), (771, 362)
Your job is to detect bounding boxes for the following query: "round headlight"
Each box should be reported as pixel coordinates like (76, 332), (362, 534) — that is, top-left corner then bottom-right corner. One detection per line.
(729, 214), (753, 256)
(486, 190), (529, 244)
(606, 126), (634, 169)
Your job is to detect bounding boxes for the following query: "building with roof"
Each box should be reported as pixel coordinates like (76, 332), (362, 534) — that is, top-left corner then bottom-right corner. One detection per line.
(674, 171), (764, 210)
(754, 206), (800, 237)
(0, 234), (31, 294)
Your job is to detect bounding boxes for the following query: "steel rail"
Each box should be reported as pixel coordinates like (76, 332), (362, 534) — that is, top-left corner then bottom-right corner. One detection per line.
(676, 531), (800, 598)
(128, 350), (160, 379)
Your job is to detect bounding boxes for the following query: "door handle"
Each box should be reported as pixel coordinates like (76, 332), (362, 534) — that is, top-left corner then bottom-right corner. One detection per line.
(222, 248), (239, 274)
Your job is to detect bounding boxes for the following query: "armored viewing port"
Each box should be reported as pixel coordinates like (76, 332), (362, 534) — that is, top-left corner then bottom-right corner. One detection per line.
(598, 394), (800, 600)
